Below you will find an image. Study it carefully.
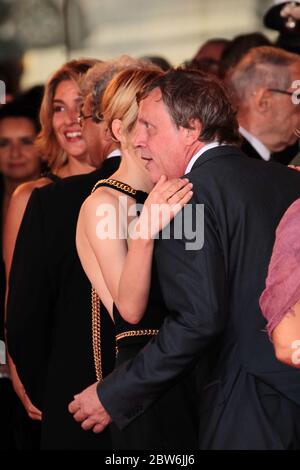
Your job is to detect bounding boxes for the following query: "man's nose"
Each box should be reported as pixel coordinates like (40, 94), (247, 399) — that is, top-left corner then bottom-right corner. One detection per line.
(132, 124), (145, 148)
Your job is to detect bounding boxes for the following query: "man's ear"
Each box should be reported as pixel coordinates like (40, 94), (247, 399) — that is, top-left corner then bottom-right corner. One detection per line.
(184, 119), (202, 144)
(254, 88), (272, 114)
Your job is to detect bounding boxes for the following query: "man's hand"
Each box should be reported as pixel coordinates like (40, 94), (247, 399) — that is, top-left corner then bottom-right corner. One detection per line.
(68, 382), (112, 433)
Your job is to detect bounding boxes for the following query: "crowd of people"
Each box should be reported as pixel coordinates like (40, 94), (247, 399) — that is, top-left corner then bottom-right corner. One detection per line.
(1, 1), (300, 451)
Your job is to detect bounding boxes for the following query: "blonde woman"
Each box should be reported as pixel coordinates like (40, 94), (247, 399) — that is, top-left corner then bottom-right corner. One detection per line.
(76, 67), (197, 449)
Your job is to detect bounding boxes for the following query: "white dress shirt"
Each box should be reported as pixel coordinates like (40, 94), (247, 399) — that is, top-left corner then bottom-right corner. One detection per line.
(239, 127), (271, 162)
(185, 142), (224, 174)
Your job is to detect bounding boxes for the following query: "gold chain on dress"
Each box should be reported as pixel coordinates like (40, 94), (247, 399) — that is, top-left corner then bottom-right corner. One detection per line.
(115, 329), (159, 355)
(90, 178), (141, 381)
(92, 178), (137, 195)
(116, 329), (159, 342)
(91, 286), (102, 382)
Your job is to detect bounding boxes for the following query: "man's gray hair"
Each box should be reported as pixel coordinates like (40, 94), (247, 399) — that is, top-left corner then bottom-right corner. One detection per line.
(79, 55), (151, 122)
(228, 46), (300, 106)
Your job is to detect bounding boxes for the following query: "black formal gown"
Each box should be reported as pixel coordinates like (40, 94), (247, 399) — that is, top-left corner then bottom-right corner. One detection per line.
(0, 173), (44, 450)
(7, 158), (120, 449)
(0, 177), (14, 450)
(93, 179), (198, 450)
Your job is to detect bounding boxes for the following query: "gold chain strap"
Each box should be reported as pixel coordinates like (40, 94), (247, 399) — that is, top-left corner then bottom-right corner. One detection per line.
(116, 329), (159, 342)
(90, 178), (139, 381)
(115, 329), (159, 355)
(92, 178), (137, 195)
(91, 286), (102, 382)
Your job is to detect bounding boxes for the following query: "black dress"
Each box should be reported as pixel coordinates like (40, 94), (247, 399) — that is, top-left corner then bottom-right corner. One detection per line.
(0, 174), (15, 450)
(0, 173), (51, 450)
(41, 171), (61, 183)
(93, 179), (198, 450)
(6, 158), (120, 449)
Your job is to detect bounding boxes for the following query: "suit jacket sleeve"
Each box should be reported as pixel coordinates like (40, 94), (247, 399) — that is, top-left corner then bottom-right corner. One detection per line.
(6, 188), (53, 408)
(98, 200), (228, 430)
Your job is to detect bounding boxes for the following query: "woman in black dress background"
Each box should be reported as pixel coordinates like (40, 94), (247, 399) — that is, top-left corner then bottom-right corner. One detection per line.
(4, 59), (96, 448)
(0, 87), (43, 450)
(6, 58), (135, 449)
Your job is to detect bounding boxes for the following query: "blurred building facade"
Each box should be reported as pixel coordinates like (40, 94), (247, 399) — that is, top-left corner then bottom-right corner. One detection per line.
(0, 0), (275, 88)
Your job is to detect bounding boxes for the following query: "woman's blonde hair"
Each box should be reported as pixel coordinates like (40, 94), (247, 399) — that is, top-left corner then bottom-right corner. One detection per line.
(101, 66), (163, 141)
(35, 58), (98, 169)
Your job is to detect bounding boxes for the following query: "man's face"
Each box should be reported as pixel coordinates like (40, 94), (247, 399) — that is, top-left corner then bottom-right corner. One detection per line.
(267, 63), (300, 152)
(80, 97), (106, 167)
(133, 88), (189, 183)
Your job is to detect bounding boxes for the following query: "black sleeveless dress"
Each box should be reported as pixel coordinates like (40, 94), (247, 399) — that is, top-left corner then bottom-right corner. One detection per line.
(0, 171), (61, 450)
(93, 179), (198, 450)
(41, 171), (61, 183)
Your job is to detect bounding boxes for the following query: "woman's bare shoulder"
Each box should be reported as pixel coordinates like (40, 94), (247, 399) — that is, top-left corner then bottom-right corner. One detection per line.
(7, 178), (52, 217)
(12, 177), (53, 204)
(83, 186), (121, 211)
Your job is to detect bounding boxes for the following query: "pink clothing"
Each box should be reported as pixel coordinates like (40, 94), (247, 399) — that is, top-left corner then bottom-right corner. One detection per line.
(259, 198), (300, 337)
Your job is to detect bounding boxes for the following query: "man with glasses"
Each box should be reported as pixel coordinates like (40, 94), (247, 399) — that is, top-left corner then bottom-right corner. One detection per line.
(228, 45), (300, 164)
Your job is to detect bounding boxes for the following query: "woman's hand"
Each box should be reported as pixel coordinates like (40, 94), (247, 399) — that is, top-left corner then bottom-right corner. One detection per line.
(288, 164), (300, 172)
(135, 175), (193, 239)
(9, 358), (42, 421)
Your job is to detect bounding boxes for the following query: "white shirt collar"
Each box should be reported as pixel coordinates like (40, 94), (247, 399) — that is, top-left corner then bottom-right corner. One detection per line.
(106, 149), (121, 159)
(184, 142), (224, 174)
(239, 127), (271, 162)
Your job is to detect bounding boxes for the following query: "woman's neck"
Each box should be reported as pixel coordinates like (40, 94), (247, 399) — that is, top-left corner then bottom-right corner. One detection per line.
(111, 154), (154, 193)
(56, 155), (95, 178)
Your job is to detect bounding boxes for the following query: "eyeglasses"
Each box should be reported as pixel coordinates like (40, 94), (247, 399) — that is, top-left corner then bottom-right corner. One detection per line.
(78, 110), (93, 127)
(267, 88), (294, 97)
(78, 109), (103, 127)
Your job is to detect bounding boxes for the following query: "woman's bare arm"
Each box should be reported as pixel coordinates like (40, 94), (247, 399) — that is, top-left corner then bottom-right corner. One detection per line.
(77, 177), (193, 324)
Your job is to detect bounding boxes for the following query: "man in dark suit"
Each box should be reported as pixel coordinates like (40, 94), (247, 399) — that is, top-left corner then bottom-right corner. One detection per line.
(69, 68), (300, 449)
(228, 46), (300, 165)
(5, 59), (126, 449)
